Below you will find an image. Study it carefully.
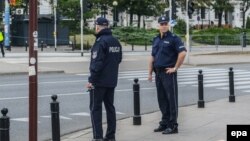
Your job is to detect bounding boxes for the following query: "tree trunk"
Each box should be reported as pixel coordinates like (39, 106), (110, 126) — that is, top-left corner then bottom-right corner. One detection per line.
(218, 12), (223, 27)
(243, 11), (246, 28)
(130, 11), (133, 26)
(224, 11), (228, 25)
(137, 14), (141, 28)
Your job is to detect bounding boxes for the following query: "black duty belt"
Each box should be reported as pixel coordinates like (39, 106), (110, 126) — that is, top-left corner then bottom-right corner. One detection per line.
(154, 67), (166, 72)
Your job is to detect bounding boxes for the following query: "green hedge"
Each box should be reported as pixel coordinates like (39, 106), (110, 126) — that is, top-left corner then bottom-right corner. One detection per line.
(112, 27), (158, 45)
(191, 28), (250, 45)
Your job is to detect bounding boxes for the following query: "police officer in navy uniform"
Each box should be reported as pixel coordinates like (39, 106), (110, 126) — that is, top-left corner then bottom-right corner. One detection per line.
(148, 16), (186, 134)
(86, 17), (122, 141)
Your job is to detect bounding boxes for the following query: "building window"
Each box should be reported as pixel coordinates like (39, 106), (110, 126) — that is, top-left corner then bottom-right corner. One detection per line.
(215, 11), (219, 19)
(240, 12), (243, 19)
(133, 15), (137, 20)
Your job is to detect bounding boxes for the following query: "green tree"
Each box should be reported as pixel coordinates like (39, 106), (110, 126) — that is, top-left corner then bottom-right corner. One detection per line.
(212, 0), (233, 27)
(58, 0), (97, 34)
(240, 0), (250, 28)
(246, 17), (250, 29)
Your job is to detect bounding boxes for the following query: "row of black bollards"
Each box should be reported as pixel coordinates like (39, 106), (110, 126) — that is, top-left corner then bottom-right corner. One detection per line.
(0, 95), (61, 141)
(25, 40), (46, 52)
(197, 67), (236, 108)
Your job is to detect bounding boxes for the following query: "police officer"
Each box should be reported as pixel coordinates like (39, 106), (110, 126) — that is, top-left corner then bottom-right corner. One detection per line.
(148, 16), (186, 134)
(86, 17), (122, 141)
(0, 30), (5, 57)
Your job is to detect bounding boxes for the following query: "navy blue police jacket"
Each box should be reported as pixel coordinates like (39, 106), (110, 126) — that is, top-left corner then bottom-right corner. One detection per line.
(151, 31), (186, 68)
(88, 28), (122, 87)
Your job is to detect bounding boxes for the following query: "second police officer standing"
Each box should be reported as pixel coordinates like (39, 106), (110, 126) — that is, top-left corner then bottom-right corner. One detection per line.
(148, 16), (186, 134)
(86, 17), (122, 141)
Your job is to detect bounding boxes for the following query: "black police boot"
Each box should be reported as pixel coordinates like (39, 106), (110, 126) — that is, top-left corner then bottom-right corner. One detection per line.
(103, 137), (116, 141)
(92, 139), (104, 141)
(162, 124), (178, 134)
(153, 125), (167, 132)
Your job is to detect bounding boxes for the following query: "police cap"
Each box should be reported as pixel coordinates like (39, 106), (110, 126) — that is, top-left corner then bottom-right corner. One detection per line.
(95, 17), (109, 26)
(158, 16), (169, 24)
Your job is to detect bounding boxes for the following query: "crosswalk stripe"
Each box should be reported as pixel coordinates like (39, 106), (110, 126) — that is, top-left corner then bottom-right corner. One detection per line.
(219, 85), (250, 90)
(178, 70), (244, 76)
(40, 115), (72, 120)
(11, 118), (41, 123)
(78, 68), (250, 93)
(195, 81), (250, 88)
(69, 112), (90, 116)
(179, 77), (250, 85)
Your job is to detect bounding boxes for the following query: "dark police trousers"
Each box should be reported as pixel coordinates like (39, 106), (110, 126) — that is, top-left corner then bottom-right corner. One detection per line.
(89, 87), (116, 139)
(0, 42), (4, 57)
(155, 69), (178, 128)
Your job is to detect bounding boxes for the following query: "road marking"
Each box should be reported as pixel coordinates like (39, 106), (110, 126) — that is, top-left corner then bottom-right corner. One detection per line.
(11, 118), (41, 123)
(0, 80), (87, 87)
(219, 85), (250, 90)
(40, 115), (72, 120)
(102, 111), (125, 115)
(70, 112), (90, 116)
(0, 87), (156, 101)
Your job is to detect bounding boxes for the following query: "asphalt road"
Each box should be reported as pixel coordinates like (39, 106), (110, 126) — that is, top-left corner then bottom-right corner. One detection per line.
(1, 65), (250, 141)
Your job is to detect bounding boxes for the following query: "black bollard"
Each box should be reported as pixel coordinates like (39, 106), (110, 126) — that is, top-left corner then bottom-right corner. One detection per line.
(198, 70), (205, 108)
(0, 108), (10, 141)
(132, 43), (134, 51)
(41, 41), (44, 52)
(144, 38), (147, 51)
(133, 78), (141, 125)
(229, 67), (235, 102)
(25, 40), (28, 51)
(50, 95), (60, 141)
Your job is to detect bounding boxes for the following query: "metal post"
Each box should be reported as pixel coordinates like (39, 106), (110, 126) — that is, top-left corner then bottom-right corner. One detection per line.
(133, 78), (141, 125)
(29, 0), (38, 140)
(243, 32), (246, 48)
(80, 0), (84, 56)
(229, 67), (235, 102)
(132, 43), (134, 51)
(25, 40), (28, 52)
(4, 0), (10, 50)
(215, 35), (219, 51)
(41, 41), (44, 52)
(189, 35), (192, 52)
(185, 0), (190, 64)
(73, 35), (76, 51)
(198, 70), (205, 108)
(144, 38), (147, 51)
(51, 95), (60, 141)
(54, 0), (57, 51)
(0, 108), (9, 141)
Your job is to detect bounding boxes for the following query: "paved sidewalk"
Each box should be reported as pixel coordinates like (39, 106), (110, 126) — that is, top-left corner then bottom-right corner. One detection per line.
(61, 94), (250, 141)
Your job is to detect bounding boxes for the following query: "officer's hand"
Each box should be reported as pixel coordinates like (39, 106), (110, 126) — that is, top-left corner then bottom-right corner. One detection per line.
(165, 68), (176, 74)
(148, 74), (153, 82)
(86, 83), (93, 89)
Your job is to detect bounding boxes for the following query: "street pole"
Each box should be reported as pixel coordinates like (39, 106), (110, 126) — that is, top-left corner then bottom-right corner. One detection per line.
(29, 0), (38, 140)
(4, 0), (10, 50)
(185, 0), (190, 64)
(80, 0), (84, 56)
(169, 0), (172, 21)
(54, 0), (57, 51)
